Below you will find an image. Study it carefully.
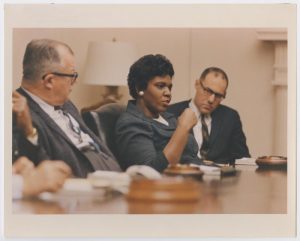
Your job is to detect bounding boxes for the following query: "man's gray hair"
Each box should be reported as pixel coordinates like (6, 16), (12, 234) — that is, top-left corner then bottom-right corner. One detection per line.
(22, 39), (74, 82)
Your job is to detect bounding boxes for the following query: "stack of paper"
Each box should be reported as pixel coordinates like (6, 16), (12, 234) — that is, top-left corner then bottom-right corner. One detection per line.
(190, 164), (221, 176)
(88, 171), (131, 194)
(235, 157), (257, 165)
(39, 178), (107, 200)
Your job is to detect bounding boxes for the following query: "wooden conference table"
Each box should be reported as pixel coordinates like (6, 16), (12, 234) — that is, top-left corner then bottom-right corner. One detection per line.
(13, 164), (287, 214)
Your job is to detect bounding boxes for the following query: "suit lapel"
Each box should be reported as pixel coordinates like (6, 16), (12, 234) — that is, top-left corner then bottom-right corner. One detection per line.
(17, 88), (117, 163)
(186, 100), (195, 134)
(209, 107), (222, 146)
(17, 88), (77, 147)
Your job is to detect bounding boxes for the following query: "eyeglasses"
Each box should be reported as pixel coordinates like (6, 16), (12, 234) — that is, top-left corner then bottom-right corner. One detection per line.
(200, 81), (226, 100)
(42, 72), (78, 83)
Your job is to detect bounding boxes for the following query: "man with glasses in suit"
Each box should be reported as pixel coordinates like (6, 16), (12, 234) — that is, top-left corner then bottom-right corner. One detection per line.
(15, 39), (121, 178)
(167, 67), (250, 165)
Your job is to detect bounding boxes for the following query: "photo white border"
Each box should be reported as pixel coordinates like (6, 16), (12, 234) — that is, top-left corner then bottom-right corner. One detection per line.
(3, 3), (297, 238)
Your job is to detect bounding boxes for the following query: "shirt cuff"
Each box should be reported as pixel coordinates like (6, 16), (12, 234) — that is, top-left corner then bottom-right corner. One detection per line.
(12, 174), (24, 199)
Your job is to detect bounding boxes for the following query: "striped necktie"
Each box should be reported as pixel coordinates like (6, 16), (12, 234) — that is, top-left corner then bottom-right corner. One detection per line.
(200, 114), (210, 159)
(55, 106), (102, 153)
(54, 106), (83, 143)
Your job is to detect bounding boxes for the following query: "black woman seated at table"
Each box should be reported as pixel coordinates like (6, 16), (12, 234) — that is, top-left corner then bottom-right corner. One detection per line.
(115, 54), (202, 172)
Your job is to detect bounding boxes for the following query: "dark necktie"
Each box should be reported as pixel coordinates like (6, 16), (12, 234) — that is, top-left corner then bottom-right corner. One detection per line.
(200, 114), (210, 159)
(54, 106), (83, 143)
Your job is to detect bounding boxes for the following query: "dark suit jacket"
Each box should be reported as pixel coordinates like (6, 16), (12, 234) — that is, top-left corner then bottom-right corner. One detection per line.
(167, 100), (250, 164)
(115, 100), (201, 172)
(15, 88), (121, 177)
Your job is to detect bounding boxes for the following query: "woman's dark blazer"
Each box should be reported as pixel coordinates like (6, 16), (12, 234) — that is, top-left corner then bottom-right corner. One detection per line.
(114, 100), (201, 172)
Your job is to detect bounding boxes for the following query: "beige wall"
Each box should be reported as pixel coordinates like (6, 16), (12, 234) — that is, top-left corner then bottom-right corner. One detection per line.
(13, 28), (191, 107)
(189, 29), (276, 157)
(12, 28), (286, 158)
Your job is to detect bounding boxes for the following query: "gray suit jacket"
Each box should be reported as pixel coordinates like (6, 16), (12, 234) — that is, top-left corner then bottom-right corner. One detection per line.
(167, 100), (250, 164)
(16, 88), (121, 177)
(114, 100), (202, 172)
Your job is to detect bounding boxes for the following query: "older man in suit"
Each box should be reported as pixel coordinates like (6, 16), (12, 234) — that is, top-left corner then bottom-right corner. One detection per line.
(167, 67), (250, 164)
(15, 39), (121, 177)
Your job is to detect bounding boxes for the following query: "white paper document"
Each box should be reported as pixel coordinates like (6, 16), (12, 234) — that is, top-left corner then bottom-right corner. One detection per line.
(190, 164), (221, 176)
(235, 157), (257, 165)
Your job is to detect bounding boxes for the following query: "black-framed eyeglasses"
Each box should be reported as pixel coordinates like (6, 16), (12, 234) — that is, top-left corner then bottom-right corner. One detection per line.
(200, 81), (226, 100)
(42, 72), (78, 82)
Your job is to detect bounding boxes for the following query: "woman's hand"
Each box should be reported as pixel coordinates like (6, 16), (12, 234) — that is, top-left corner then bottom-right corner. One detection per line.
(163, 108), (197, 165)
(177, 108), (197, 132)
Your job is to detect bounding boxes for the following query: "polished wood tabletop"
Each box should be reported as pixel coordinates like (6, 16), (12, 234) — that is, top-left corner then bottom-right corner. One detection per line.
(12, 165), (287, 214)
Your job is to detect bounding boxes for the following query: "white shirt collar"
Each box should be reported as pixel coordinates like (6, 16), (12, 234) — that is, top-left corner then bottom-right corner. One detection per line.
(21, 87), (57, 116)
(189, 99), (200, 118)
(153, 114), (169, 126)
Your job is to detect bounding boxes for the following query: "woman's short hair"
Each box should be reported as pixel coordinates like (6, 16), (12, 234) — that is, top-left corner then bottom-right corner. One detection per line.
(127, 54), (174, 99)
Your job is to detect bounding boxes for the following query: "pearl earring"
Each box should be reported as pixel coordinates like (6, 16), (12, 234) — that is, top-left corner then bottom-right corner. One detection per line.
(138, 91), (144, 96)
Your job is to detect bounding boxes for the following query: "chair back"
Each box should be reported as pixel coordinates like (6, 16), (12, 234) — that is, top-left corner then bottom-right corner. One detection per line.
(82, 103), (126, 157)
